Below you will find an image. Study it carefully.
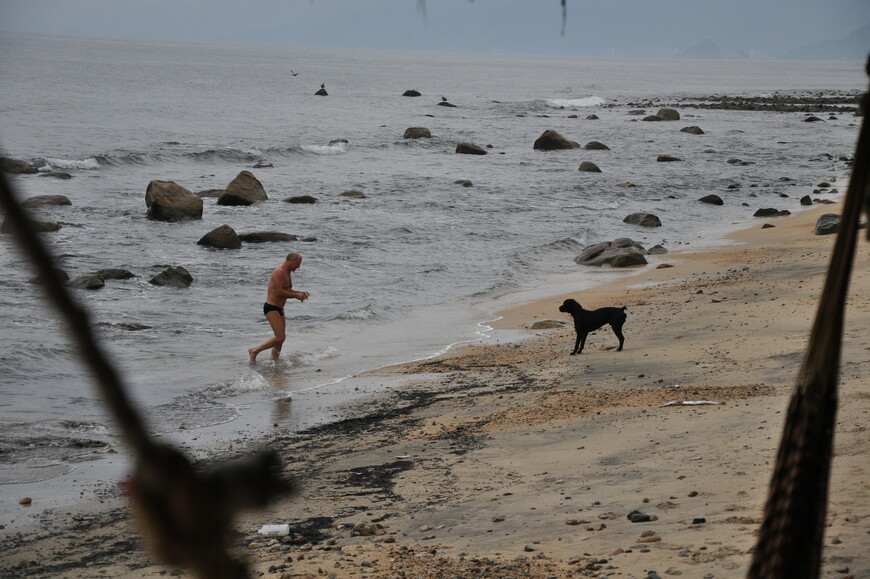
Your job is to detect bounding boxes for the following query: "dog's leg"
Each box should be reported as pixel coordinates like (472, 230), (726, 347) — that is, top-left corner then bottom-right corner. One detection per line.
(576, 332), (588, 354)
(612, 324), (625, 351)
(571, 332), (582, 355)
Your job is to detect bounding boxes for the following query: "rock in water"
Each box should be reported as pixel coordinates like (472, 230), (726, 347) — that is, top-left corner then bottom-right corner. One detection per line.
(145, 180), (203, 221)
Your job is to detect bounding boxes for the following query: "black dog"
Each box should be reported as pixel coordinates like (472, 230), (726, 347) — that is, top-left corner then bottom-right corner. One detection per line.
(558, 298), (627, 355)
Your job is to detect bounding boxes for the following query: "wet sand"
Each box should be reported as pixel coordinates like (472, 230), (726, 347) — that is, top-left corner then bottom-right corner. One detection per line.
(2, 201), (868, 578)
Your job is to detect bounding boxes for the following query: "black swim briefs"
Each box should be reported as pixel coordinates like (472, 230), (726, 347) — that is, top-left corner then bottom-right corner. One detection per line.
(263, 303), (285, 317)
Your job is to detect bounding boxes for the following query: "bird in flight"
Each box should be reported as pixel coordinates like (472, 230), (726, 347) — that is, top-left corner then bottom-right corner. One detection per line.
(290, 70), (299, 77)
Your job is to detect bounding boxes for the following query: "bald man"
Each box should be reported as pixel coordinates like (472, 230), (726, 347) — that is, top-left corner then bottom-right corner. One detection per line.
(248, 252), (309, 362)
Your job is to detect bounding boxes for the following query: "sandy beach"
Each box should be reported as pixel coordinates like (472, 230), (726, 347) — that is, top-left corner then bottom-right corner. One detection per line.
(2, 200), (868, 578)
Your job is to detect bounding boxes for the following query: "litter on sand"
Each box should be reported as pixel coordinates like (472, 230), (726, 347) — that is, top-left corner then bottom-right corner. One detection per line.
(257, 524), (290, 536)
(660, 400), (720, 407)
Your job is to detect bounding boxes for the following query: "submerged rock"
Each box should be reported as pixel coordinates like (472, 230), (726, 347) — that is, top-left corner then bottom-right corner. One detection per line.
(455, 142), (487, 155)
(198, 224), (242, 249)
(218, 171), (267, 206)
(533, 129), (580, 150)
(150, 266), (193, 288)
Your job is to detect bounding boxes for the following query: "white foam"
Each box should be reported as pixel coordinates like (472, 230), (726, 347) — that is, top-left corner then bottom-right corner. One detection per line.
(546, 96), (606, 108)
(41, 157), (101, 170)
(301, 142), (347, 155)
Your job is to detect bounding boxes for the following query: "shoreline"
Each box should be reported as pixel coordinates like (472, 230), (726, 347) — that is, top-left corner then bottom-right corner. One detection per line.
(2, 197), (868, 577)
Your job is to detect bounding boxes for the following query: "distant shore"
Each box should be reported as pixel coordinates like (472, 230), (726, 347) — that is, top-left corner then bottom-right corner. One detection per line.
(2, 195), (868, 578)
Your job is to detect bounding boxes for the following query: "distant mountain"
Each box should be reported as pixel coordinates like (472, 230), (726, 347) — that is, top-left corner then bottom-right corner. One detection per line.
(782, 22), (870, 61)
(674, 39), (723, 60)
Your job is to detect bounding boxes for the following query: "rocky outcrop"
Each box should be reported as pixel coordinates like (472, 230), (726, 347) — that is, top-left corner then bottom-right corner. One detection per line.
(583, 141), (610, 150)
(575, 239), (648, 267)
(1, 217), (62, 233)
(284, 195), (317, 204)
(238, 232), (300, 243)
(150, 266), (193, 288)
(578, 161), (602, 173)
(815, 213), (841, 235)
(656, 108), (680, 121)
(218, 171), (267, 206)
(197, 224), (241, 249)
(97, 268), (135, 280)
(681, 126), (705, 135)
(340, 190), (366, 198)
(70, 275), (105, 290)
(0, 157), (38, 174)
(754, 208), (791, 217)
(145, 180), (203, 221)
(402, 90), (422, 97)
(533, 130), (580, 151)
(403, 127), (432, 139)
(623, 212), (662, 227)
(456, 142), (487, 155)
(22, 195), (72, 208)
(315, 88), (328, 96)
(699, 194), (724, 205)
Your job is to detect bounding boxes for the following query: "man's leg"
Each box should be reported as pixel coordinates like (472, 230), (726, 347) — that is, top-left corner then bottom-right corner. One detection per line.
(248, 311), (286, 362)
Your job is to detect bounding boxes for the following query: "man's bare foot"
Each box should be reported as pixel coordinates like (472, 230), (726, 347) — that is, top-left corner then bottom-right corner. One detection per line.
(248, 348), (257, 363)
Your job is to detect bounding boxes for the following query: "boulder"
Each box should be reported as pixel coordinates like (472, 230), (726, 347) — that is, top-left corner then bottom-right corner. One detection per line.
(238, 232), (300, 243)
(681, 126), (704, 135)
(533, 130), (580, 150)
(648, 244), (668, 255)
(1, 217), (61, 233)
(803, 115), (823, 122)
(197, 224), (241, 249)
(97, 268), (135, 280)
(340, 190), (366, 198)
(623, 212), (662, 227)
(315, 88), (328, 96)
(29, 268), (70, 286)
(402, 90), (422, 97)
(642, 115), (662, 122)
(699, 194), (724, 205)
(456, 142), (487, 155)
(454, 179), (474, 187)
(40, 172), (73, 180)
(218, 171), (267, 206)
(0, 157), (38, 174)
(329, 138), (349, 145)
(145, 180), (203, 221)
(657, 108), (680, 121)
(70, 274), (105, 290)
(437, 101), (457, 107)
(22, 195), (72, 208)
(753, 208), (791, 218)
(657, 155), (681, 162)
(586, 114), (600, 120)
(403, 127), (432, 139)
(814, 214), (841, 235)
(583, 141), (610, 150)
(575, 238), (648, 268)
(578, 161), (602, 173)
(284, 195), (318, 204)
(150, 266), (193, 288)
(800, 195), (813, 206)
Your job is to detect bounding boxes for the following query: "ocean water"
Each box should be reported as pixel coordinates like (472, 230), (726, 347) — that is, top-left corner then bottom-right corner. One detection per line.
(0, 33), (863, 500)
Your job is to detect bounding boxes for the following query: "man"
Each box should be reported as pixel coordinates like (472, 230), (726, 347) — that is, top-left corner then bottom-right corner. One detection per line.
(248, 252), (309, 362)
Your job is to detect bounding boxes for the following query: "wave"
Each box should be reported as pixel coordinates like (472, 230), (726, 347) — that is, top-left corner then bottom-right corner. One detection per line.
(300, 142), (347, 155)
(335, 304), (376, 320)
(546, 96), (606, 109)
(39, 156), (102, 170)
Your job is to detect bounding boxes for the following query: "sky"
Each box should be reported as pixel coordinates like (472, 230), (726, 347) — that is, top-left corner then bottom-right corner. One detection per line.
(1, 0), (868, 59)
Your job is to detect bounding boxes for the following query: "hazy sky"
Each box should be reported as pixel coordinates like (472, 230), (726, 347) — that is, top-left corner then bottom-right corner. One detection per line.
(1, 0), (868, 59)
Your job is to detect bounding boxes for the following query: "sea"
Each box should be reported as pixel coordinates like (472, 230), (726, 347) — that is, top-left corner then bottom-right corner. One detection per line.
(0, 33), (864, 525)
